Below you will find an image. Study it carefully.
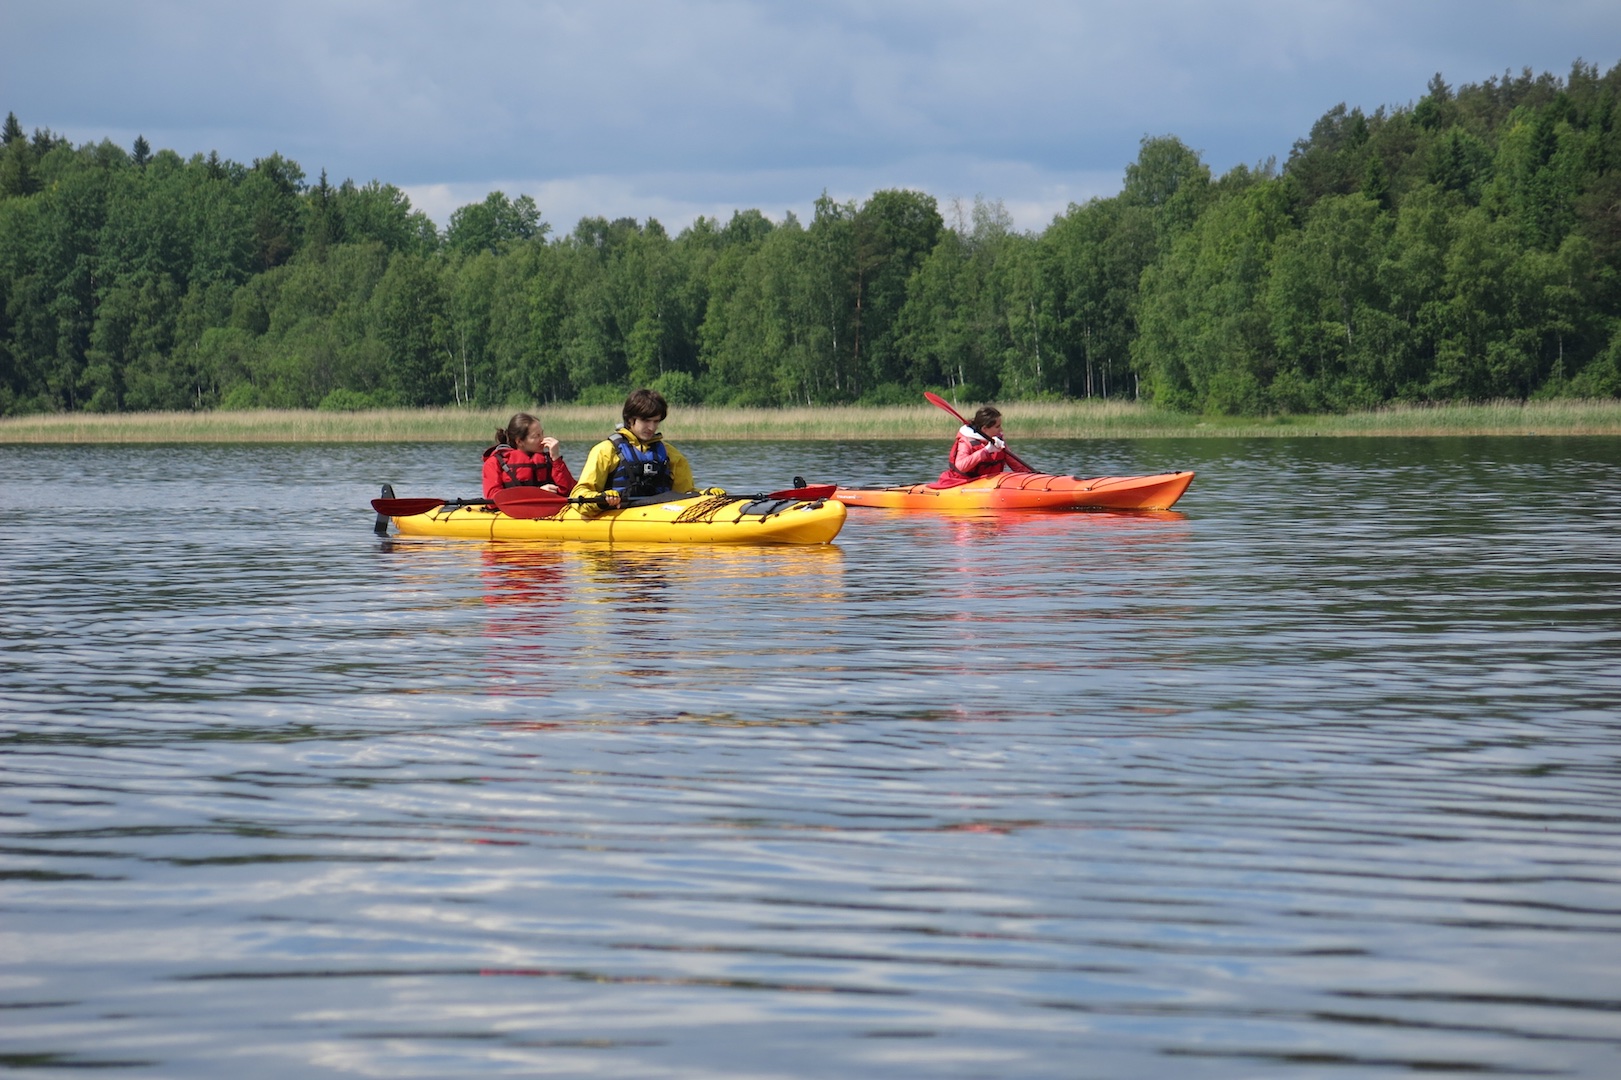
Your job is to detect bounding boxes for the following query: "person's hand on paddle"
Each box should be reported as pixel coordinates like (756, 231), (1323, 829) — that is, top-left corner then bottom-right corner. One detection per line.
(604, 489), (622, 508)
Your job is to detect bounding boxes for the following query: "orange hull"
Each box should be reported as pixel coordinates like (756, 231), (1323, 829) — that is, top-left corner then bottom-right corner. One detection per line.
(834, 470), (1194, 511)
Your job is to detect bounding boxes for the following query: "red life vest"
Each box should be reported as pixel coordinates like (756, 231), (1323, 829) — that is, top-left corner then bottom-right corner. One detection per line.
(944, 428), (1007, 480)
(490, 446), (559, 489)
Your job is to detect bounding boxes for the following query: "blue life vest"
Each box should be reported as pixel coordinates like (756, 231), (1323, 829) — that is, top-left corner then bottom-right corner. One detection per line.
(609, 433), (673, 496)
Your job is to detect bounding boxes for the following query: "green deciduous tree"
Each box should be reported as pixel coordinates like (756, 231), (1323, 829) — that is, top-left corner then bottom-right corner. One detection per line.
(371, 251), (449, 406)
(1266, 193), (1393, 410)
(850, 189), (943, 391)
(445, 191), (545, 256)
(1134, 182), (1290, 412)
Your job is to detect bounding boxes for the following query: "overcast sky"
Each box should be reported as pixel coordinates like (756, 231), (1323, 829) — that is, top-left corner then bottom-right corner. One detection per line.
(6, 1), (1618, 234)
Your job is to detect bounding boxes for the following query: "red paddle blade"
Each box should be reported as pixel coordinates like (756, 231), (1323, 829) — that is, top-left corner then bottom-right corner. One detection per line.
(491, 487), (568, 518)
(764, 485), (837, 500)
(923, 391), (967, 424)
(372, 497), (445, 516)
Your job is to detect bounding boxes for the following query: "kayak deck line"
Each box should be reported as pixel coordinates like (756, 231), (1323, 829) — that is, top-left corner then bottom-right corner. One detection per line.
(382, 491), (848, 545)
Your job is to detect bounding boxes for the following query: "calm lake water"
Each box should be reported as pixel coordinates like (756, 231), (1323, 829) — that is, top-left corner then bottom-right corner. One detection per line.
(2, 435), (1620, 1078)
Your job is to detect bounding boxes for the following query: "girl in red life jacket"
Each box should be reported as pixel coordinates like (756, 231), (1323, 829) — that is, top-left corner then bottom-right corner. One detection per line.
(935, 406), (1009, 487)
(482, 412), (577, 499)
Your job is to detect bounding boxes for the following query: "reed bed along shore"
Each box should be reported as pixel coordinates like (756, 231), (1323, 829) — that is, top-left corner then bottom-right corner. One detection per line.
(2, 399), (1618, 444)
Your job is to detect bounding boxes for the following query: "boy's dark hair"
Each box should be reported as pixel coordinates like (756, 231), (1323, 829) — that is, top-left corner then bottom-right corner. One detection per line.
(623, 388), (668, 424)
(971, 406), (1002, 431)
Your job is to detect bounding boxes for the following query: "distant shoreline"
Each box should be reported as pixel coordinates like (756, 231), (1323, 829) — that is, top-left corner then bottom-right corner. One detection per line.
(2, 400), (1618, 444)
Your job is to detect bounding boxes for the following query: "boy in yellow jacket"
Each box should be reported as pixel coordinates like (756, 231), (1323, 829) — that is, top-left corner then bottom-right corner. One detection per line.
(572, 388), (718, 510)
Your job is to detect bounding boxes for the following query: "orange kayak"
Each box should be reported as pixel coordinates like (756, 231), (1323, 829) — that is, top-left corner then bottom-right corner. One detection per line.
(834, 470), (1194, 511)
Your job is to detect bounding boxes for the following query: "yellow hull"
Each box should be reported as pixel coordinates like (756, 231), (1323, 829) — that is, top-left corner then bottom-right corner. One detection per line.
(390, 493), (847, 545)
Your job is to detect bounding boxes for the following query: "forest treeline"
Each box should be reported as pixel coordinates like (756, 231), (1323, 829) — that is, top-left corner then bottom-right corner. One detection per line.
(3, 59), (1619, 417)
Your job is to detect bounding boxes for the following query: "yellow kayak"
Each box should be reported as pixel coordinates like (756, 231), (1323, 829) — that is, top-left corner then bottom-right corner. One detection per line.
(385, 492), (847, 545)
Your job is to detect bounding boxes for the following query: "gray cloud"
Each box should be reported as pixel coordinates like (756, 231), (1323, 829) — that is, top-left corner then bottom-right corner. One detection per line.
(7, 1), (1618, 231)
